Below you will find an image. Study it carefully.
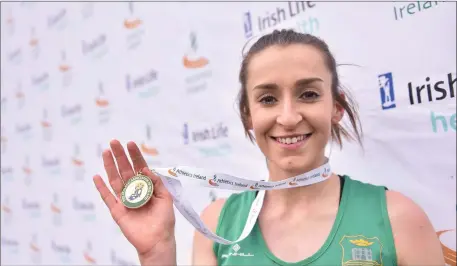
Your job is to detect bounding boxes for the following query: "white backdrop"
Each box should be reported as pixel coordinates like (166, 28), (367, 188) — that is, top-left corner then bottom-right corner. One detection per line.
(1, 1), (455, 265)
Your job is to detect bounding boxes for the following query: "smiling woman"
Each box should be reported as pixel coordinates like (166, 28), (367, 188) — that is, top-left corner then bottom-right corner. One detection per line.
(93, 29), (445, 266)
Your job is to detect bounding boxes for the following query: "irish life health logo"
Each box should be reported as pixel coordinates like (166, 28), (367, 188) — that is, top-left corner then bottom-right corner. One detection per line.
(378, 72), (456, 134)
(243, 1), (318, 39)
(82, 34), (108, 60)
(183, 122), (231, 157)
(126, 69), (159, 98)
(183, 32), (212, 94)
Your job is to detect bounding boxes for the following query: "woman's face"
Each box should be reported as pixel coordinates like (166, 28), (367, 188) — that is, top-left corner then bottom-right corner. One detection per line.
(245, 44), (341, 174)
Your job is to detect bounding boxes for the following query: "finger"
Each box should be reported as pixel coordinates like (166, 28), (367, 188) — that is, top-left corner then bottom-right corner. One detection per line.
(102, 149), (124, 197)
(93, 175), (118, 210)
(142, 167), (171, 199)
(127, 141), (148, 173)
(110, 139), (135, 182)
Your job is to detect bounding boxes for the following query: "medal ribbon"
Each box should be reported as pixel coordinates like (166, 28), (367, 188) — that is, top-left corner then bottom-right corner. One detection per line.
(149, 158), (331, 245)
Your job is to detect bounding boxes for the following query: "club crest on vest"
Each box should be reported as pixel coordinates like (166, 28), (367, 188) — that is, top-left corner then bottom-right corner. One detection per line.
(339, 235), (383, 266)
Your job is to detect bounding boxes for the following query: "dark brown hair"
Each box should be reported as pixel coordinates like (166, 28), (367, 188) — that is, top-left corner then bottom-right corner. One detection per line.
(237, 29), (363, 149)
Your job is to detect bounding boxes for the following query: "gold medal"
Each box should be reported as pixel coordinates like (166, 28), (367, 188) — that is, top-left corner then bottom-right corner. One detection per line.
(121, 172), (153, 209)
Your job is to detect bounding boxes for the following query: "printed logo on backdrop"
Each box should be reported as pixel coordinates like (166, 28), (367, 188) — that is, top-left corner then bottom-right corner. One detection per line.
(183, 31), (212, 94)
(73, 197), (96, 222)
(73, 144), (86, 181)
(1, 237), (19, 255)
(29, 234), (42, 265)
(393, 1), (440, 21)
(95, 82), (111, 124)
(437, 229), (456, 266)
(31, 71), (50, 91)
(47, 8), (68, 31)
(16, 122), (33, 140)
(378, 72), (396, 110)
(83, 241), (97, 264)
(42, 109), (53, 141)
(81, 2), (94, 19)
(61, 103), (83, 125)
(141, 125), (161, 166)
(15, 82), (25, 110)
(8, 47), (22, 65)
(51, 193), (63, 227)
(42, 155), (61, 176)
(377, 72), (456, 133)
(29, 27), (40, 60)
(1, 126), (7, 154)
(126, 68), (159, 98)
(111, 249), (137, 266)
(22, 198), (41, 219)
(5, 7), (15, 36)
(23, 156), (33, 186)
(52, 240), (72, 263)
(96, 142), (109, 158)
(1, 96), (6, 113)
(243, 1), (318, 39)
(124, 2), (145, 50)
(82, 33), (108, 60)
(183, 122), (231, 157)
(2, 196), (13, 226)
(1, 166), (13, 183)
(59, 50), (72, 87)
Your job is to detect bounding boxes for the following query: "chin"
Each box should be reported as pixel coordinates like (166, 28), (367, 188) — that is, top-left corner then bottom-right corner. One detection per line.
(276, 156), (315, 174)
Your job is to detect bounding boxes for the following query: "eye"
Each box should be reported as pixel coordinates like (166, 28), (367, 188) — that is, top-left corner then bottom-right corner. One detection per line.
(259, 95), (277, 105)
(300, 90), (320, 101)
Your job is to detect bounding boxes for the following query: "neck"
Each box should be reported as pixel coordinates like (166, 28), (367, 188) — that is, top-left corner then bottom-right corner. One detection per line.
(263, 157), (339, 215)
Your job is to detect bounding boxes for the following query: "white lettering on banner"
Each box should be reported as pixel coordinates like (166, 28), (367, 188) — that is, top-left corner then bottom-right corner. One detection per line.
(152, 158), (331, 245)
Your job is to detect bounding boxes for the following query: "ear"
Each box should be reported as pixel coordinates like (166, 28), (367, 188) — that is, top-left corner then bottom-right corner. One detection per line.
(332, 92), (345, 124)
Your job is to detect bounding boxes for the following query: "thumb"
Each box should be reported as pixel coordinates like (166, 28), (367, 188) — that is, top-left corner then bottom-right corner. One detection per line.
(141, 167), (172, 199)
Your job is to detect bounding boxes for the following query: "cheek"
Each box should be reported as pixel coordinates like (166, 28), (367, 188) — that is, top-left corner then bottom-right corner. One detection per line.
(250, 107), (274, 137)
(307, 105), (334, 134)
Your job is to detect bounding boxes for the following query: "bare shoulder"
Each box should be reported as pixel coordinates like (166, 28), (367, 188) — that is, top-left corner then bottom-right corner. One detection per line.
(191, 198), (227, 266)
(385, 190), (444, 265)
(200, 198), (228, 230)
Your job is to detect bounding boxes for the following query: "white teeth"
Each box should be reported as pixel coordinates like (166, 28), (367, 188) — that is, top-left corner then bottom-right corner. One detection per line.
(276, 135), (308, 144)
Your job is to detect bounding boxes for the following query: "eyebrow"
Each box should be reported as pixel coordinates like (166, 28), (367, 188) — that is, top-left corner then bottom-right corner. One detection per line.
(253, 77), (323, 91)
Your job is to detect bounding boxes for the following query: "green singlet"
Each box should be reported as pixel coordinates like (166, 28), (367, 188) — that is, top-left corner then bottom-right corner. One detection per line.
(213, 175), (398, 266)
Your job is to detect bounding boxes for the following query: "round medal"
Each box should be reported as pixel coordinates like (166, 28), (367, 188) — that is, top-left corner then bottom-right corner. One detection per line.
(121, 173), (153, 209)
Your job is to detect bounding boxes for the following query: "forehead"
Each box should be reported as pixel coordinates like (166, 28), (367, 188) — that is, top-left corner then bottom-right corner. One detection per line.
(246, 44), (329, 87)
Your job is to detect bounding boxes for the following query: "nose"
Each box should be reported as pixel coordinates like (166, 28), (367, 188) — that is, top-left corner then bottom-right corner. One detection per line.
(276, 101), (302, 128)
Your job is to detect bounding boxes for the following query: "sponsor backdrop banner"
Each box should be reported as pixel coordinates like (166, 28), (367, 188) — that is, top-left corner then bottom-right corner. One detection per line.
(1, 2), (455, 265)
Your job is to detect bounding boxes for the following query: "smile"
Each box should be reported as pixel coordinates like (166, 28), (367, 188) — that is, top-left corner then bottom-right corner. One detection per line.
(272, 133), (312, 145)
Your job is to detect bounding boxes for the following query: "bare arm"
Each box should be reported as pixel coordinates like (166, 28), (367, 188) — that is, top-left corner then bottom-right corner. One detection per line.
(192, 198), (227, 266)
(386, 190), (445, 266)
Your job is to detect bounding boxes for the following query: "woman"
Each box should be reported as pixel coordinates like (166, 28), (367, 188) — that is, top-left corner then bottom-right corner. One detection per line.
(93, 30), (444, 265)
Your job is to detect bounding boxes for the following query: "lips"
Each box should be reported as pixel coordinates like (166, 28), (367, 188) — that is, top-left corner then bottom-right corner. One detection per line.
(272, 133), (312, 145)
